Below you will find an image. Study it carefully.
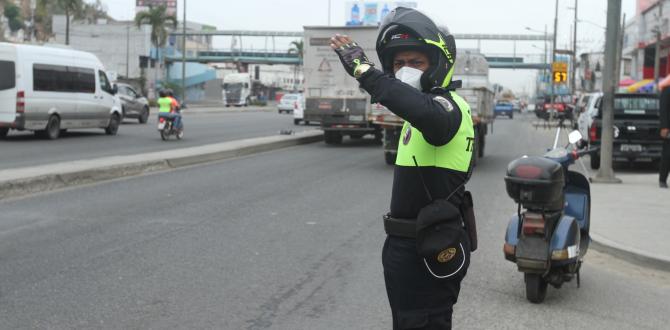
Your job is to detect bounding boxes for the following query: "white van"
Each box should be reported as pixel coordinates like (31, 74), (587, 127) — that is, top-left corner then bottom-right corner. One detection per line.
(0, 43), (122, 139)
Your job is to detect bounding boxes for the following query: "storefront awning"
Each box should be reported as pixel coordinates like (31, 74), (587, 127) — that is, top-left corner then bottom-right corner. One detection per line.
(626, 79), (654, 92)
(618, 78), (636, 87)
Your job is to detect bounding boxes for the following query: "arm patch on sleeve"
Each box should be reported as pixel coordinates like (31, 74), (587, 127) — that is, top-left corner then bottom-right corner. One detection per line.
(434, 96), (456, 113)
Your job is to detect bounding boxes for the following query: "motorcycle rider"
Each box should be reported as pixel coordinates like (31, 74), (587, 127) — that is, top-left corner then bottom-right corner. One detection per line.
(331, 7), (475, 329)
(166, 89), (184, 132)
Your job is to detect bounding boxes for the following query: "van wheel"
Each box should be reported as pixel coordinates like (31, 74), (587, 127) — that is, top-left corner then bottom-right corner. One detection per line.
(105, 113), (121, 135)
(384, 152), (396, 165)
(0, 127), (8, 138)
(45, 115), (61, 140)
(139, 107), (150, 124)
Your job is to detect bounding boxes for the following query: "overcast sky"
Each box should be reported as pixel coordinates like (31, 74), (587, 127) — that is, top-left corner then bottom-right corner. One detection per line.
(96, 0), (637, 94)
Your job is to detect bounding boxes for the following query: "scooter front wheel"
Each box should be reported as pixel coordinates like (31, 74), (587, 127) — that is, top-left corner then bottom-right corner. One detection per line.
(524, 273), (548, 303)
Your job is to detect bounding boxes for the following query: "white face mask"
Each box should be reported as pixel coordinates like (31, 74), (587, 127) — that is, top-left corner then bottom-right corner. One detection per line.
(395, 66), (424, 90)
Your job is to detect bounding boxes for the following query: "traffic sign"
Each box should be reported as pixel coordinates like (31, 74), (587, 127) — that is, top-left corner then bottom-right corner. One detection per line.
(552, 61), (568, 84)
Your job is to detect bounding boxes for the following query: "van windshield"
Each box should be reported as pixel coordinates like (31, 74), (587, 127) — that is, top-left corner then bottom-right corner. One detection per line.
(0, 60), (16, 90)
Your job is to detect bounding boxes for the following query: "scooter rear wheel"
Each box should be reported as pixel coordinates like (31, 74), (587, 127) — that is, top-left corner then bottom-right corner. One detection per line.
(524, 273), (548, 303)
(160, 129), (169, 141)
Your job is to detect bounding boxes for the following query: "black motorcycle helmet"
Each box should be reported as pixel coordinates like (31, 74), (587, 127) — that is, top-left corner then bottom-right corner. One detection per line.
(376, 7), (457, 91)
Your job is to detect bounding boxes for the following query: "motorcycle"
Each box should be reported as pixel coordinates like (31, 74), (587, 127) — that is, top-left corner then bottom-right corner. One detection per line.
(503, 128), (597, 303)
(157, 114), (183, 141)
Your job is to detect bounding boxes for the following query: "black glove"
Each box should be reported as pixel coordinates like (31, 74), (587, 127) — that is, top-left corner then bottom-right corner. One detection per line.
(333, 42), (374, 78)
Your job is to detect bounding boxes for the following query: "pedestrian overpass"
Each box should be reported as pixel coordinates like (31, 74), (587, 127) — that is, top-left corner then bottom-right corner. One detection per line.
(167, 30), (553, 70)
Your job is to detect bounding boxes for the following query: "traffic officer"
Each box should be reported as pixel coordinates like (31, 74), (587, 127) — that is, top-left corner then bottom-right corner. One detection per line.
(660, 86), (670, 188)
(331, 7), (475, 329)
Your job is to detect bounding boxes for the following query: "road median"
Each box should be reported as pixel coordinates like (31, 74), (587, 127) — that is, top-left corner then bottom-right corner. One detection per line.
(0, 130), (323, 200)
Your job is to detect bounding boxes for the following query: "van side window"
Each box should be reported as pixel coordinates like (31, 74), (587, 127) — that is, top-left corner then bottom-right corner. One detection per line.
(0, 60), (16, 90)
(98, 70), (112, 94)
(33, 64), (95, 93)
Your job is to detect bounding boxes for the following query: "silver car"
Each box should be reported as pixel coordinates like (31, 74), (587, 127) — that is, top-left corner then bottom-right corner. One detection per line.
(117, 83), (150, 124)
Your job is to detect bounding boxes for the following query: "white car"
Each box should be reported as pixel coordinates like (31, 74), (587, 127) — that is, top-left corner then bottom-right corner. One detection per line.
(0, 42), (122, 139)
(292, 95), (308, 125)
(576, 92), (603, 143)
(278, 93), (302, 114)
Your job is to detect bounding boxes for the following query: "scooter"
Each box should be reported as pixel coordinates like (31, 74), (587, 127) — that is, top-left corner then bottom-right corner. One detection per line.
(503, 128), (597, 303)
(157, 114), (183, 141)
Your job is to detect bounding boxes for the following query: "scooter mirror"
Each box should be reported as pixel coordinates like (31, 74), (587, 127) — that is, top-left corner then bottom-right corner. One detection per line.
(568, 130), (583, 144)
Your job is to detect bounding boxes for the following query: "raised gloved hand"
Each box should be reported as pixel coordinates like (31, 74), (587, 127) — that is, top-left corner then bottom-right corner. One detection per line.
(330, 34), (374, 78)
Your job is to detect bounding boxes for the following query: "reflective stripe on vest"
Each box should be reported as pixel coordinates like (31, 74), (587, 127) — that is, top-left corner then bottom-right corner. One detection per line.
(395, 91), (474, 172)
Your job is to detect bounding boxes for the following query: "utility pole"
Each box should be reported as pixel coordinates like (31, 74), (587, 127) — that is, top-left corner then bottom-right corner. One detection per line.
(615, 14), (626, 86)
(126, 23), (130, 78)
(593, 0), (622, 184)
(550, 0), (559, 120)
(572, 0), (578, 94)
(654, 3), (663, 92)
(328, 0), (331, 25)
(544, 24), (548, 96)
(181, 0), (187, 105)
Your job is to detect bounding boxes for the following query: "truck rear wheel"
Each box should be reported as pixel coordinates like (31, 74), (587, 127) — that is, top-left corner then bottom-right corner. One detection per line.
(324, 131), (342, 145)
(0, 127), (8, 138)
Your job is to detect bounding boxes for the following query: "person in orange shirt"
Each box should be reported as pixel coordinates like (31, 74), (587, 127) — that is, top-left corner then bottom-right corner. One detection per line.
(166, 89), (183, 132)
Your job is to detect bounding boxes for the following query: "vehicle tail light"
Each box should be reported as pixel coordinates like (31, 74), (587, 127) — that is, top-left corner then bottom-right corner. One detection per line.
(589, 124), (598, 142)
(522, 213), (545, 236)
(503, 243), (516, 256)
(16, 91), (25, 113)
(159, 117), (165, 123)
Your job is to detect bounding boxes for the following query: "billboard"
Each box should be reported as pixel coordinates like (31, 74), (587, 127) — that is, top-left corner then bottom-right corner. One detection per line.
(345, 2), (417, 26)
(136, 0), (177, 16)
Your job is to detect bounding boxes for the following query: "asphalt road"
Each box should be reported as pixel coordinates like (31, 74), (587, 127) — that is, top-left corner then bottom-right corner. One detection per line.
(0, 114), (667, 329)
(0, 106), (312, 170)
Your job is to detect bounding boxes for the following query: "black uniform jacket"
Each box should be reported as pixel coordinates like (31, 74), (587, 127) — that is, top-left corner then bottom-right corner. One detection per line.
(358, 68), (469, 219)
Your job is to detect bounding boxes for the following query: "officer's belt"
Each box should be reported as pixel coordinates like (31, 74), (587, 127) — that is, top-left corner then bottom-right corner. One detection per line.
(383, 214), (417, 238)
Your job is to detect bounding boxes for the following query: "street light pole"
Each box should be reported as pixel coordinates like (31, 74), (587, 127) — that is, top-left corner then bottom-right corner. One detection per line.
(544, 24), (548, 96)
(572, 0), (578, 94)
(593, 0), (622, 184)
(181, 0), (187, 105)
(551, 0), (559, 119)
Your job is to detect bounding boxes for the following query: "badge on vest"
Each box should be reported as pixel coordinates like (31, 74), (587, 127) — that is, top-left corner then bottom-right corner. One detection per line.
(434, 96), (455, 112)
(403, 125), (412, 145)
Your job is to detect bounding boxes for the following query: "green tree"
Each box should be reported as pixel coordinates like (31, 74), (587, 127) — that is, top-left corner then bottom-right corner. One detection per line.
(288, 40), (304, 91)
(135, 5), (178, 98)
(3, 2), (24, 33)
(57, 0), (84, 45)
(134, 5), (178, 51)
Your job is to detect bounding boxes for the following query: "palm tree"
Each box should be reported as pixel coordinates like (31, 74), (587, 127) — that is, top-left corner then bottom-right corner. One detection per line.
(288, 40), (304, 91)
(135, 5), (178, 97)
(57, 0), (83, 45)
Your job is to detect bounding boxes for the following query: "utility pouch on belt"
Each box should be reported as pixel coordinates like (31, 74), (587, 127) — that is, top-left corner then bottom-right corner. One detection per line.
(415, 198), (470, 279)
(461, 191), (478, 252)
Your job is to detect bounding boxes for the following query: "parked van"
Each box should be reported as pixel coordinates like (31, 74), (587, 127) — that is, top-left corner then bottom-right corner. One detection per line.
(0, 43), (122, 139)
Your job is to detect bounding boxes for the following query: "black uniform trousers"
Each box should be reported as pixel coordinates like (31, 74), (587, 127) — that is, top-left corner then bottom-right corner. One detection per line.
(382, 236), (466, 330)
(661, 139), (670, 183)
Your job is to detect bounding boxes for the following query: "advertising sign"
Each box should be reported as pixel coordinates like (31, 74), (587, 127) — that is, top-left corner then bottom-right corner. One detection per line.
(345, 1), (417, 26)
(136, 0), (177, 16)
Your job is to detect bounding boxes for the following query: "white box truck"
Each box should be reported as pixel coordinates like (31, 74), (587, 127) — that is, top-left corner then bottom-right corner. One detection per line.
(303, 26), (383, 144)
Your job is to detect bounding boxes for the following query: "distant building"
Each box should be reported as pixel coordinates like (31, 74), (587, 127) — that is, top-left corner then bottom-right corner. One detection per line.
(136, 0), (177, 17)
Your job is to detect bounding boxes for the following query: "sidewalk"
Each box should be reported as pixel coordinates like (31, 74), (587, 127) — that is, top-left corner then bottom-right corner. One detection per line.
(590, 172), (670, 272)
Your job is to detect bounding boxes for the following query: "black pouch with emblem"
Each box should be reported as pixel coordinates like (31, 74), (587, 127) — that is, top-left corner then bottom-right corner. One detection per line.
(461, 191), (478, 252)
(415, 198), (470, 279)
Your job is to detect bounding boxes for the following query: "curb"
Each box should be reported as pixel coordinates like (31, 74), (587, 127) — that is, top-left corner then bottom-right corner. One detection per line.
(590, 233), (670, 273)
(0, 131), (323, 201)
